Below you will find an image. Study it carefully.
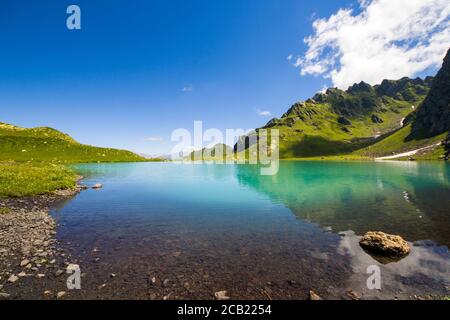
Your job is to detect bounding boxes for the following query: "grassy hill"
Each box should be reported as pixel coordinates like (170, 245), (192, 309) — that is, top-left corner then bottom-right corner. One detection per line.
(355, 125), (447, 159)
(0, 122), (146, 198)
(188, 143), (234, 161)
(235, 77), (434, 159)
(0, 122), (145, 163)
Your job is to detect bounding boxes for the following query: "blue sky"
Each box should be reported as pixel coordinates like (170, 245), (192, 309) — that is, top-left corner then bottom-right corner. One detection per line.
(0, 0), (446, 155)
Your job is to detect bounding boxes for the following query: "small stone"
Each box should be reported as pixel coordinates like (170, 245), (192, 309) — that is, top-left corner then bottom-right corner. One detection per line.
(347, 290), (362, 300)
(92, 183), (103, 189)
(20, 259), (30, 267)
(0, 292), (10, 299)
(44, 290), (52, 295)
(215, 290), (230, 300)
(18, 272), (27, 277)
(56, 291), (66, 299)
(25, 264), (32, 269)
(98, 284), (107, 289)
(110, 273), (116, 278)
(55, 269), (64, 277)
(309, 290), (323, 301)
(8, 275), (18, 283)
(67, 264), (80, 272)
(37, 274), (45, 278)
(162, 279), (170, 288)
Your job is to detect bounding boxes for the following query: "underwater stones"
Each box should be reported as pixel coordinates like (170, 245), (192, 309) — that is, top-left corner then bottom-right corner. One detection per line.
(360, 231), (410, 260)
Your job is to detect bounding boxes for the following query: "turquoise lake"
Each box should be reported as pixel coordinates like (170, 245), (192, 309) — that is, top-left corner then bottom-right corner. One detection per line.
(51, 161), (450, 299)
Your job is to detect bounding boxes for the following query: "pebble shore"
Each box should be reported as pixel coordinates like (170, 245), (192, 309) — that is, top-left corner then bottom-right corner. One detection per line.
(0, 188), (81, 299)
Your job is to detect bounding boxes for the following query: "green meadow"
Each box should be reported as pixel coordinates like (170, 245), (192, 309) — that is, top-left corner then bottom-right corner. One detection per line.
(0, 123), (146, 197)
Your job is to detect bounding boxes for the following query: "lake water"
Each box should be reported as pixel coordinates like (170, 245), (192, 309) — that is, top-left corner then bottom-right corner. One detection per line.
(51, 161), (450, 299)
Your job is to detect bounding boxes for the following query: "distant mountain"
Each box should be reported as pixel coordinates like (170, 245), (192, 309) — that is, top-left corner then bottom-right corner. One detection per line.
(188, 143), (234, 161)
(235, 76), (433, 158)
(0, 122), (145, 163)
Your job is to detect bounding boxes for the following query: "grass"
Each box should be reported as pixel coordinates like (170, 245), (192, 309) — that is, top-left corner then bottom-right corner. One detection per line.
(0, 123), (146, 163)
(356, 125), (447, 159)
(0, 207), (12, 215)
(0, 162), (78, 197)
(0, 122), (149, 198)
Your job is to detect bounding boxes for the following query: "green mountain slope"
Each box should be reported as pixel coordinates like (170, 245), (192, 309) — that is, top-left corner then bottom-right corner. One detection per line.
(188, 143), (234, 161)
(236, 77), (433, 158)
(358, 49), (450, 160)
(412, 48), (450, 138)
(0, 122), (145, 163)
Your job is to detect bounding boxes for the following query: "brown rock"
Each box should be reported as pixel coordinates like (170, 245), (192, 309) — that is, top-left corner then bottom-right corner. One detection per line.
(360, 231), (410, 257)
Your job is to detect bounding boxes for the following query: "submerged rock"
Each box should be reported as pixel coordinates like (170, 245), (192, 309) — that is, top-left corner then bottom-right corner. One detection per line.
(360, 231), (410, 259)
(8, 275), (18, 283)
(0, 292), (10, 299)
(20, 259), (30, 267)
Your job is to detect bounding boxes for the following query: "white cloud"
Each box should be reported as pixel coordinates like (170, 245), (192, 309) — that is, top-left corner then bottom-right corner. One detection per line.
(318, 85), (328, 94)
(257, 109), (272, 116)
(144, 136), (164, 143)
(295, 0), (450, 89)
(182, 85), (193, 92)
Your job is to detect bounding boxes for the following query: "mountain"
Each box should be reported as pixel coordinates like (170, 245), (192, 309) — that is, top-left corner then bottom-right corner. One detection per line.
(235, 76), (433, 158)
(359, 49), (450, 160)
(0, 122), (145, 163)
(188, 143), (234, 161)
(411, 48), (450, 138)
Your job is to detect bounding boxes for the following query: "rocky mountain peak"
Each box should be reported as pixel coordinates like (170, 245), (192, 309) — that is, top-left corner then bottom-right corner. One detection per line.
(412, 48), (450, 137)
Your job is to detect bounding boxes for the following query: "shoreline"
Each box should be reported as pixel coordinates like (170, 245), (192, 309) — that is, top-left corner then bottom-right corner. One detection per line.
(0, 174), (448, 300)
(0, 186), (82, 300)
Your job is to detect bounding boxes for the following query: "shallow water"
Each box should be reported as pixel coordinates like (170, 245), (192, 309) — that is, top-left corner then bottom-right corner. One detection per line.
(51, 161), (450, 299)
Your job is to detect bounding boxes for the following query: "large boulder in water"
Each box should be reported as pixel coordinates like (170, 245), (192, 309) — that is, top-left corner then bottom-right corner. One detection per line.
(360, 231), (410, 258)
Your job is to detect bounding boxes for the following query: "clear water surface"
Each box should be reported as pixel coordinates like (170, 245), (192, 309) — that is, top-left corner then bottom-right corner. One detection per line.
(51, 161), (450, 299)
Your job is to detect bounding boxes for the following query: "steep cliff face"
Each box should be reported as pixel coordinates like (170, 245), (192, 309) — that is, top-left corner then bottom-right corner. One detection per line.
(412, 48), (450, 137)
